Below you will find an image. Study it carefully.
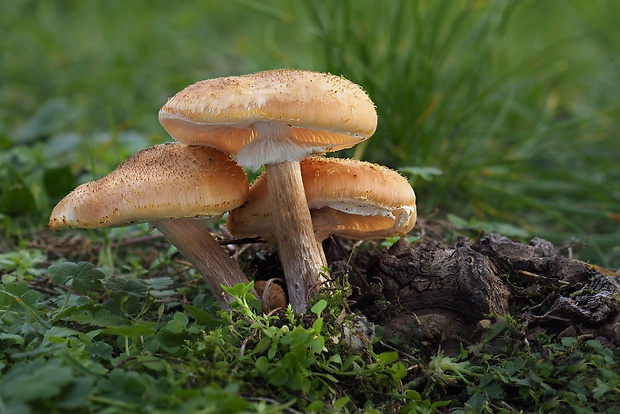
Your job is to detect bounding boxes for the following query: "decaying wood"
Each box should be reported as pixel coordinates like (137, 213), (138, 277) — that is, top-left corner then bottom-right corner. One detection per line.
(362, 237), (510, 345)
(353, 234), (620, 348)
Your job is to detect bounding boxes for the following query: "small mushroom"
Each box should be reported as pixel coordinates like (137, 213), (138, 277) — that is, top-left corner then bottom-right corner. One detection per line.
(227, 156), (417, 261)
(49, 142), (253, 309)
(254, 279), (287, 314)
(159, 69), (377, 313)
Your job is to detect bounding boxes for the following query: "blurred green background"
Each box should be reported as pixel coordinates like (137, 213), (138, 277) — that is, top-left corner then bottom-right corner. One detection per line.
(1, 0), (618, 266)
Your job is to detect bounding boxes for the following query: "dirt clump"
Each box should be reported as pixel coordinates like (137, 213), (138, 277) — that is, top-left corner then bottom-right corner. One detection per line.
(352, 233), (620, 350)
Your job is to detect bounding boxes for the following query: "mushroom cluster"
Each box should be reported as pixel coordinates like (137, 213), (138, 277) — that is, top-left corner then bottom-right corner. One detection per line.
(49, 69), (417, 314)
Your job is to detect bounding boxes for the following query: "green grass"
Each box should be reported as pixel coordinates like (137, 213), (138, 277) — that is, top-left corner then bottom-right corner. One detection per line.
(304, 0), (620, 265)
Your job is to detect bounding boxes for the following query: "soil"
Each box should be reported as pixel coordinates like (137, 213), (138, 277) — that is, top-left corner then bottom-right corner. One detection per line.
(249, 231), (620, 353)
(348, 233), (620, 353)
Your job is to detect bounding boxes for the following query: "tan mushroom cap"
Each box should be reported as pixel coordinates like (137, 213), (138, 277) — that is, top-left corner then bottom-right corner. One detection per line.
(226, 157), (416, 242)
(49, 143), (249, 230)
(158, 69), (377, 170)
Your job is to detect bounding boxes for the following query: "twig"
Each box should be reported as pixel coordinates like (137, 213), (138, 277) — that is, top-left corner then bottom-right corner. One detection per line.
(517, 269), (570, 285)
(332, 236), (369, 289)
(217, 236), (265, 246)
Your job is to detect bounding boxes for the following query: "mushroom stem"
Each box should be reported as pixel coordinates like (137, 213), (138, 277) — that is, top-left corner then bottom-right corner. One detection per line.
(311, 209), (333, 265)
(153, 218), (254, 310)
(264, 160), (326, 313)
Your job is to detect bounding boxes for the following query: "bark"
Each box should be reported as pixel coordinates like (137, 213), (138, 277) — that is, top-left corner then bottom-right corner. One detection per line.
(355, 234), (620, 348)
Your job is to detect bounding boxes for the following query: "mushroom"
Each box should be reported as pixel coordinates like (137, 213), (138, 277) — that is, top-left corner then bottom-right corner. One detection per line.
(226, 156), (417, 261)
(158, 69), (377, 313)
(49, 142), (253, 309)
(254, 279), (287, 314)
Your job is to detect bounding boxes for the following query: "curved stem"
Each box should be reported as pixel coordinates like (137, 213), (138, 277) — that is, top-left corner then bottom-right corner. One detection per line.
(154, 218), (254, 310)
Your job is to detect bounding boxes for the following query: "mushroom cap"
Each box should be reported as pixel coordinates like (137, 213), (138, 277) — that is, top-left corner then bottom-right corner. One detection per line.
(158, 69), (377, 170)
(311, 207), (413, 241)
(226, 157), (416, 242)
(49, 143), (249, 230)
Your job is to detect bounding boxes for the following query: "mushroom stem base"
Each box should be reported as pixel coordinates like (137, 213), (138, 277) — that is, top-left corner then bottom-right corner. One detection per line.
(154, 218), (253, 310)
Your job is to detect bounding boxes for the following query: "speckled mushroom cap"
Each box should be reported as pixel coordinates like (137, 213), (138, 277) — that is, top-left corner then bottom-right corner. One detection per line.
(226, 157), (417, 242)
(49, 143), (249, 230)
(158, 69), (377, 170)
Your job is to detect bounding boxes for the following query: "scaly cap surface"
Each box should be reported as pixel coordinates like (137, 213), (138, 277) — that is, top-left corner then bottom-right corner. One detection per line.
(158, 69), (377, 169)
(49, 143), (249, 230)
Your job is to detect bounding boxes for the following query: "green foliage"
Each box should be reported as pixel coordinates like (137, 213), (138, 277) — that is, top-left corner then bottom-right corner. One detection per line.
(453, 335), (620, 413)
(304, 0), (620, 265)
(0, 264), (424, 413)
(0, 166), (37, 215)
(49, 262), (104, 295)
(446, 213), (530, 239)
(215, 284), (416, 411)
(0, 248), (48, 283)
(2, 259), (619, 412)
